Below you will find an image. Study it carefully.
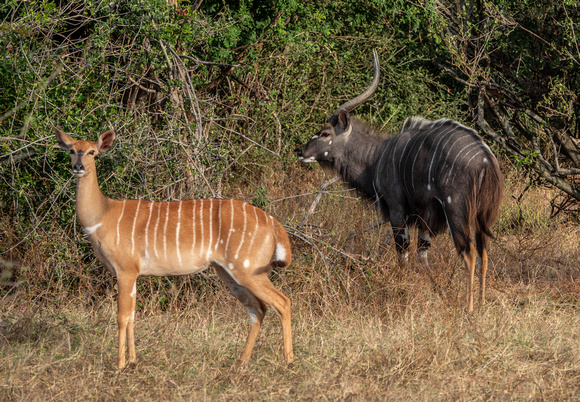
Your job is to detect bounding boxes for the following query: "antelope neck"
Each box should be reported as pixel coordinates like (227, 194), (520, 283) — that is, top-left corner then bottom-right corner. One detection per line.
(75, 166), (109, 228)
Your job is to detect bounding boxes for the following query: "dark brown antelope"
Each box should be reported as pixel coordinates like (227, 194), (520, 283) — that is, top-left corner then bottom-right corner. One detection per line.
(297, 50), (504, 312)
(55, 128), (293, 371)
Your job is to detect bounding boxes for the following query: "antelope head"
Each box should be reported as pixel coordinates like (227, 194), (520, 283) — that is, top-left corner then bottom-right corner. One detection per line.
(55, 128), (116, 178)
(297, 49), (380, 166)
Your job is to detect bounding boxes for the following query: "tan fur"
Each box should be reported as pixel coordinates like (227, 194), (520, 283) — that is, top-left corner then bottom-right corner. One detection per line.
(55, 128), (294, 371)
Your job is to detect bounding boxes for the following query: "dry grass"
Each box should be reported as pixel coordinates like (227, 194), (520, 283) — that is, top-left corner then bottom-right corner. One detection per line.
(1, 289), (580, 400)
(2, 168), (580, 400)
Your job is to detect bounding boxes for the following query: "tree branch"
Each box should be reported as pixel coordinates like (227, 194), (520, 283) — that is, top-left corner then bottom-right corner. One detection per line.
(300, 175), (341, 225)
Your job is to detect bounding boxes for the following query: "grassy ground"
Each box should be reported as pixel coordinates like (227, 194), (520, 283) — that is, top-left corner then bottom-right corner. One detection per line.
(1, 288), (580, 400)
(1, 170), (580, 400)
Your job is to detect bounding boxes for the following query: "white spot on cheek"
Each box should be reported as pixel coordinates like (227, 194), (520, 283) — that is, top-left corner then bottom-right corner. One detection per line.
(329, 140), (332, 145)
(244, 260), (250, 268)
(447, 196), (452, 204)
(324, 151), (328, 157)
(228, 263), (234, 270)
(483, 158), (488, 163)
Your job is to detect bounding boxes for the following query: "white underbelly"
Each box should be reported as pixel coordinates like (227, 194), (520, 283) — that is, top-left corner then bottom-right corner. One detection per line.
(139, 252), (212, 277)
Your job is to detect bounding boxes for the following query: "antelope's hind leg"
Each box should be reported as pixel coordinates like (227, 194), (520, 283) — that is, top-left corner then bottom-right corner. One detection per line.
(461, 243), (478, 313)
(242, 273), (294, 365)
(214, 264), (268, 366)
(215, 263), (294, 365)
(475, 231), (490, 307)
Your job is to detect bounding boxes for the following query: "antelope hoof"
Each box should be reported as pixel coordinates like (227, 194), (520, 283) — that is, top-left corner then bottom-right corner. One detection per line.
(117, 362), (137, 374)
(235, 358), (249, 368)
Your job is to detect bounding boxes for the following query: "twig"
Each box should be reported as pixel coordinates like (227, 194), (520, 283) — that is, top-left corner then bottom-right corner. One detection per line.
(127, 75), (157, 94)
(178, 54), (239, 68)
(300, 175), (341, 225)
(345, 218), (390, 241)
(163, 40), (204, 143)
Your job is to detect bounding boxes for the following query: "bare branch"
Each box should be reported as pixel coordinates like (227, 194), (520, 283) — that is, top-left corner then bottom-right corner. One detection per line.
(300, 175), (341, 225)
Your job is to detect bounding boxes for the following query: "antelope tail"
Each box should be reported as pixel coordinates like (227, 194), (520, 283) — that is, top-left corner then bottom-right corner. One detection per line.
(272, 222), (292, 268)
(476, 160), (504, 239)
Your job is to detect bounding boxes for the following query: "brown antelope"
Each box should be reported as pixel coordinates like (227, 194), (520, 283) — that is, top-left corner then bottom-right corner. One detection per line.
(55, 128), (294, 371)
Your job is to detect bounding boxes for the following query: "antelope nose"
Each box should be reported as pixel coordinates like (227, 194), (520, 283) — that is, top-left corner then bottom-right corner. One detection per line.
(73, 159), (85, 173)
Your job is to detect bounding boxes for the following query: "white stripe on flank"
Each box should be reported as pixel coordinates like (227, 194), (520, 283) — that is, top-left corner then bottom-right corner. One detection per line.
(375, 138), (396, 197)
(425, 126), (453, 177)
(153, 202), (161, 259)
(243, 207), (259, 259)
(428, 128), (455, 189)
(397, 134), (413, 174)
(163, 202), (170, 261)
(83, 222), (102, 235)
(449, 149), (484, 185)
(446, 142), (479, 185)
(409, 133), (432, 192)
(116, 200), (126, 246)
(176, 201), (182, 266)
(215, 200), (222, 251)
(199, 200), (204, 257)
(145, 202), (153, 252)
(191, 200), (196, 256)
(390, 135), (404, 176)
(464, 149), (484, 169)
(206, 200), (213, 260)
(131, 200), (141, 255)
(234, 201), (247, 259)
(225, 200), (235, 258)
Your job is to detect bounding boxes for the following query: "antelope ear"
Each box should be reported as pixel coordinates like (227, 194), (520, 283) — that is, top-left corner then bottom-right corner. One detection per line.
(96, 130), (116, 153)
(337, 109), (351, 136)
(54, 128), (75, 150)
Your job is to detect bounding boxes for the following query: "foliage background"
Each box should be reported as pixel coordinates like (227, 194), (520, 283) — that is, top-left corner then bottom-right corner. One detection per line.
(0, 0), (471, 298)
(0, 0), (579, 398)
(1, 0), (579, 303)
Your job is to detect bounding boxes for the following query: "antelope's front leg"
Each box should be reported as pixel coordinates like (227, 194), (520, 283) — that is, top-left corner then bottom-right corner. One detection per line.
(117, 274), (138, 372)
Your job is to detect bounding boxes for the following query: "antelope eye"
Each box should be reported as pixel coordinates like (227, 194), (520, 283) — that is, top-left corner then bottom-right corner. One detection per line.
(69, 150), (75, 155)
(88, 150), (95, 156)
(321, 132), (330, 138)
